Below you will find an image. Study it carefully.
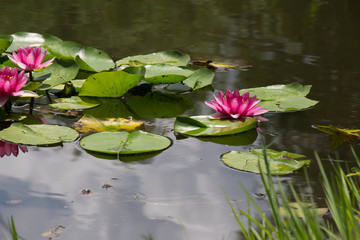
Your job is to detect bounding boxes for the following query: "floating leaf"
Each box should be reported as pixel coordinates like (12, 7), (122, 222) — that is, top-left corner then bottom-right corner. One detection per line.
(32, 59), (79, 90)
(0, 123), (79, 145)
(143, 65), (194, 84)
(80, 130), (171, 155)
(46, 41), (115, 72)
(6, 32), (62, 52)
(183, 68), (214, 90)
(279, 202), (328, 218)
(73, 114), (143, 133)
(0, 35), (13, 53)
(79, 70), (142, 97)
(126, 92), (193, 118)
(174, 115), (258, 136)
(240, 83), (318, 112)
(221, 148), (310, 175)
(116, 50), (190, 67)
(49, 96), (100, 110)
(312, 125), (360, 150)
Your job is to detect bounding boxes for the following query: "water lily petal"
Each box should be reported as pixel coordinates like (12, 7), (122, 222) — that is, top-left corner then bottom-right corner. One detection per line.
(37, 57), (55, 69)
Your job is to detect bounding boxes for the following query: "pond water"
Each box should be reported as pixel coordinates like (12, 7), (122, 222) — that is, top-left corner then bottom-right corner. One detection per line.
(1, 0), (360, 239)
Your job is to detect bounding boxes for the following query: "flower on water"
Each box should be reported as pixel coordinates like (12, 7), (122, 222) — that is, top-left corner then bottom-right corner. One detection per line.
(205, 89), (269, 119)
(0, 67), (29, 106)
(8, 46), (55, 71)
(0, 140), (28, 158)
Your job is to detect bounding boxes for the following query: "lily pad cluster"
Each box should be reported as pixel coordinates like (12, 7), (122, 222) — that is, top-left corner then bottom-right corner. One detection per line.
(0, 32), (319, 172)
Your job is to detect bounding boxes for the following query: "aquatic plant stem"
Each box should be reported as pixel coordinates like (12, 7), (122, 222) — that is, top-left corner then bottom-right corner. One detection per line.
(4, 101), (11, 114)
(29, 97), (34, 115)
(29, 71), (33, 82)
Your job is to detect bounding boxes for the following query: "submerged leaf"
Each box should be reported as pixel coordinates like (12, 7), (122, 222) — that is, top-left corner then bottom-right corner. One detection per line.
(312, 125), (360, 150)
(80, 130), (171, 155)
(174, 115), (258, 136)
(0, 123), (79, 145)
(73, 114), (143, 133)
(240, 83), (318, 112)
(279, 202), (328, 218)
(221, 148), (310, 175)
(116, 50), (190, 67)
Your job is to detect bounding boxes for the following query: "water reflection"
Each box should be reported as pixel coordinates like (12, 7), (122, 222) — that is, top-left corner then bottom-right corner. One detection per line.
(0, 141), (28, 158)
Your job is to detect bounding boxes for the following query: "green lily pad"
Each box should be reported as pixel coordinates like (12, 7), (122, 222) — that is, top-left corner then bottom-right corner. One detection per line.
(6, 32), (62, 52)
(126, 92), (193, 118)
(0, 123), (79, 145)
(49, 96), (101, 110)
(79, 70), (142, 97)
(239, 83), (318, 112)
(46, 41), (115, 72)
(143, 65), (194, 84)
(0, 35), (13, 53)
(221, 148), (310, 175)
(116, 50), (190, 67)
(80, 130), (171, 155)
(183, 68), (215, 90)
(174, 115), (258, 136)
(32, 59), (79, 90)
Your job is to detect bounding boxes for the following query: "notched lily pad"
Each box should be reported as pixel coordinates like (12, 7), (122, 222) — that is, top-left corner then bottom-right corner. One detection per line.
(312, 124), (360, 150)
(174, 115), (258, 136)
(240, 83), (318, 112)
(116, 50), (190, 67)
(143, 64), (194, 84)
(183, 68), (214, 90)
(49, 96), (100, 110)
(221, 148), (310, 175)
(6, 32), (62, 52)
(80, 130), (171, 155)
(73, 114), (143, 133)
(0, 123), (79, 145)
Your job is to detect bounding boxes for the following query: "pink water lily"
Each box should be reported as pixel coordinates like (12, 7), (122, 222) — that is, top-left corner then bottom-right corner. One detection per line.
(205, 89), (269, 119)
(0, 66), (29, 106)
(0, 140), (28, 158)
(8, 46), (55, 71)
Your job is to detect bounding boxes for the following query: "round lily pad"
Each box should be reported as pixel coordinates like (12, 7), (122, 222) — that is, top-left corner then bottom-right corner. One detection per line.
(174, 115), (258, 136)
(221, 148), (310, 175)
(0, 123), (79, 145)
(80, 130), (172, 155)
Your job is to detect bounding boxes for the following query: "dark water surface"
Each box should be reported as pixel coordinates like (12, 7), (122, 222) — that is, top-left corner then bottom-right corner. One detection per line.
(1, 0), (360, 239)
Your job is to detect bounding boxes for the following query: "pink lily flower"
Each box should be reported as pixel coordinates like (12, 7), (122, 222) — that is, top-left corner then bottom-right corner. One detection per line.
(205, 89), (269, 119)
(0, 66), (30, 106)
(8, 46), (55, 71)
(0, 140), (28, 158)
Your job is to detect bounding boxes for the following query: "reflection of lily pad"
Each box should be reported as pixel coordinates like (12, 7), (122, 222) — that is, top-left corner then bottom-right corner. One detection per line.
(174, 115), (257, 136)
(49, 96), (100, 110)
(312, 125), (360, 151)
(80, 130), (171, 155)
(0, 123), (79, 145)
(83, 98), (135, 119)
(197, 128), (257, 146)
(221, 148), (310, 175)
(86, 150), (161, 162)
(126, 92), (193, 118)
(116, 50), (190, 67)
(240, 83), (318, 112)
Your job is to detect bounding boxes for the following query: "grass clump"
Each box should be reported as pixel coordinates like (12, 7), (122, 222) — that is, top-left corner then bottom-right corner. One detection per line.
(228, 147), (360, 240)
